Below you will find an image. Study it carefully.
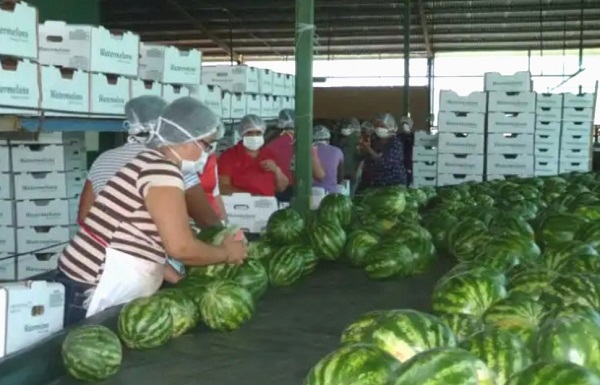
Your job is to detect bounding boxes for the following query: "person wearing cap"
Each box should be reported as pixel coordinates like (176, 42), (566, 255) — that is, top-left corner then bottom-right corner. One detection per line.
(313, 125), (344, 193)
(56, 97), (247, 326)
(218, 114), (289, 196)
(266, 109), (326, 202)
(358, 113), (408, 190)
(332, 118), (362, 194)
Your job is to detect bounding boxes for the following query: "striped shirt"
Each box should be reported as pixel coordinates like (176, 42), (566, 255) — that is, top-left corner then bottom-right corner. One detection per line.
(59, 150), (185, 284)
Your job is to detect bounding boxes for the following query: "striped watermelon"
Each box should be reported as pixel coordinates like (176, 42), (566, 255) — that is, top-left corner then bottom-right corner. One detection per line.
(482, 295), (546, 345)
(307, 221), (347, 261)
(537, 213), (589, 249)
(508, 268), (556, 298)
(298, 245), (319, 276)
(439, 313), (484, 342)
(118, 296), (174, 349)
(199, 280), (254, 331)
(506, 362), (600, 385)
(187, 263), (231, 279)
(345, 230), (379, 267)
(363, 187), (406, 219)
(576, 219), (600, 248)
(446, 218), (491, 262)
(224, 259), (269, 300)
(542, 241), (600, 273)
(62, 325), (122, 382)
(317, 193), (353, 227)
(247, 239), (275, 264)
(432, 270), (508, 318)
(349, 309), (456, 363)
(460, 329), (532, 385)
(364, 242), (418, 280)
(391, 222), (432, 242)
(177, 275), (216, 305)
(305, 343), (400, 385)
(267, 245), (306, 286)
(155, 289), (199, 337)
(340, 310), (389, 345)
(421, 211), (459, 254)
(265, 208), (305, 245)
(540, 273), (600, 311)
(488, 213), (535, 239)
(393, 347), (493, 385)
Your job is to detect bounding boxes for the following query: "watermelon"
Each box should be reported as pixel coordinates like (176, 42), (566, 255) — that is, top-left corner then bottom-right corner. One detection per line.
(446, 218), (491, 262)
(363, 187), (407, 218)
(298, 245), (319, 275)
(575, 219), (600, 248)
(474, 235), (536, 272)
(537, 213), (589, 249)
(224, 258), (269, 300)
(482, 295), (545, 345)
(265, 208), (305, 244)
(307, 221), (347, 261)
(62, 325), (122, 382)
(439, 313), (484, 342)
(421, 212), (459, 253)
(391, 222), (432, 242)
(199, 280), (254, 331)
(393, 347), (493, 385)
(118, 296), (174, 349)
(508, 268), (556, 298)
(488, 213), (535, 239)
(247, 239), (274, 263)
(542, 241), (600, 273)
(505, 362), (600, 385)
(154, 289), (199, 337)
(364, 242), (419, 280)
(402, 237), (436, 273)
(267, 245), (306, 286)
(187, 263), (231, 279)
(340, 310), (389, 345)
(195, 224), (226, 243)
(345, 230), (379, 267)
(540, 273), (600, 311)
(460, 329), (532, 385)
(177, 274), (215, 304)
(305, 343), (400, 385)
(317, 193), (353, 227)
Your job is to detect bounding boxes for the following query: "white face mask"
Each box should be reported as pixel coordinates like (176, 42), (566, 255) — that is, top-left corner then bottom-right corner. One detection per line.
(401, 123), (411, 133)
(242, 136), (264, 151)
(340, 128), (352, 136)
(375, 128), (391, 138)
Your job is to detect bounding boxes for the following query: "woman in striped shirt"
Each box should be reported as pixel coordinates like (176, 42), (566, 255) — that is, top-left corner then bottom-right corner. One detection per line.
(56, 97), (247, 325)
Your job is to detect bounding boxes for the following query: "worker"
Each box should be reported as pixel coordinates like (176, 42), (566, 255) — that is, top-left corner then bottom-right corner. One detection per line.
(358, 113), (408, 190)
(218, 114), (289, 196)
(313, 125), (344, 194)
(55, 97), (247, 326)
(266, 109), (326, 202)
(332, 118), (362, 194)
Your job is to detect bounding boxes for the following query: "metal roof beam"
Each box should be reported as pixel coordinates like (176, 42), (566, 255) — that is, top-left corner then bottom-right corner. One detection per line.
(417, 0), (433, 57)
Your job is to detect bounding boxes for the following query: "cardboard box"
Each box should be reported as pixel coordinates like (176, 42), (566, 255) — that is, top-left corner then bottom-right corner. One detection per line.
(16, 226), (75, 253)
(16, 198), (78, 227)
(413, 146), (438, 161)
(487, 112), (535, 134)
(535, 133), (560, 147)
(0, 281), (65, 357)
(563, 107), (594, 122)
(438, 133), (485, 154)
(0, 147), (8, 172)
(130, 79), (162, 99)
(189, 84), (223, 116)
(439, 90), (487, 113)
(139, 45), (201, 84)
(487, 133), (534, 154)
(0, 255), (15, 281)
(221, 92), (232, 119)
(561, 133), (592, 149)
(437, 153), (484, 174)
(535, 106), (562, 121)
(535, 160), (559, 176)
(89, 27), (140, 77)
(0, 174), (12, 200)
(412, 160), (437, 176)
(560, 147), (591, 161)
(487, 91), (536, 113)
(283, 74), (295, 96)
(11, 144), (86, 173)
(437, 174), (483, 186)
(40, 66), (90, 115)
(535, 120), (562, 135)
(246, 93), (261, 116)
(0, 227), (15, 253)
(259, 69), (274, 94)
(89, 74), (130, 115)
(0, 2), (38, 60)
(437, 112), (485, 134)
(284, 96), (295, 109)
(222, 194), (278, 233)
(0, 200), (14, 227)
(534, 145), (560, 161)
(559, 160), (590, 174)
(14, 171), (85, 200)
(486, 154), (534, 175)
(562, 121), (593, 136)
(230, 93), (247, 119)
(260, 95), (277, 117)
(38, 21), (91, 70)
(16, 252), (61, 280)
(484, 71), (532, 92)
(414, 131), (438, 147)
(272, 72), (286, 95)
(0, 59), (40, 115)
(202, 65), (259, 93)
(412, 175), (437, 188)
(11, 132), (84, 146)
(161, 84), (190, 103)
(536, 93), (564, 108)
(563, 92), (595, 109)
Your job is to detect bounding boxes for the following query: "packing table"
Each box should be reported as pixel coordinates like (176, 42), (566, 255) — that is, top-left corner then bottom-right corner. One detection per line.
(0, 258), (454, 385)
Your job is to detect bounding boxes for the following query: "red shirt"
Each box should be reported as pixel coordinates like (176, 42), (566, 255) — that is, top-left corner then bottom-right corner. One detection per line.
(218, 142), (277, 196)
(265, 132), (317, 185)
(199, 154), (221, 216)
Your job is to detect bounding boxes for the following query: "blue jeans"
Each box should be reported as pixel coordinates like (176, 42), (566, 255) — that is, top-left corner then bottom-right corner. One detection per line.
(51, 270), (93, 327)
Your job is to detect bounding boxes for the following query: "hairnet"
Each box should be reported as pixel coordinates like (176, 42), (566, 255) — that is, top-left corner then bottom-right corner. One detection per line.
(313, 125), (331, 141)
(123, 95), (167, 137)
(361, 121), (374, 131)
(146, 96), (221, 149)
(341, 117), (361, 131)
(238, 114), (266, 136)
(374, 113), (398, 130)
(277, 109), (295, 129)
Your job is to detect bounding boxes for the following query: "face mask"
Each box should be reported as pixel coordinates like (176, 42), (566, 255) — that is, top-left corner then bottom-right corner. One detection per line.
(173, 146), (209, 175)
(242, 136), (264, 151)
(375, 128), (390, 138)
(401, 123), (411, 133)
(340, 128), (352, 136)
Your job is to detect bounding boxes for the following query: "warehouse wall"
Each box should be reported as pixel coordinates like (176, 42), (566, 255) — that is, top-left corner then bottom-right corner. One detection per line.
(314, 87), (429, 129)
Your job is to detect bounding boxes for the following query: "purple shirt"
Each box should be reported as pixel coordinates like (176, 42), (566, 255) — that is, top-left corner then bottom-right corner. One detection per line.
(314, 143), (344, 193)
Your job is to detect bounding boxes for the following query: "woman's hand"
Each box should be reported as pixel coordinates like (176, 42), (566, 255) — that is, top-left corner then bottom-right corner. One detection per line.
(260, 159), (279, 173)
(222, 234), (247, 264)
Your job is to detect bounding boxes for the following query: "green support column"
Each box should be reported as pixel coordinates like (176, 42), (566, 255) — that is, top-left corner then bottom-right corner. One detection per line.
(291, 0), (315, 215)
(403, 0), (411, 116)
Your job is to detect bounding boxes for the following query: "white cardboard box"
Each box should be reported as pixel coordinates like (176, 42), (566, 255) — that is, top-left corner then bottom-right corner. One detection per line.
(130, 79), (163, 99)
(412, 160), (437, 176)
(16, 198), (78, 227)
(202, 65), (259, 93)
(412, 175), (437, 188)
(534, 145), (560, 161)
(0, 227), (15, 253)
(563, 92), (595, 109)
(0, 281), (65, 358)
(221, 92), (232, 119)
(0, 255), (15, 281)
(11, 132), (84, 146)
(535, 120), (562, 135)
(413, 146), (438, 161)
(487, 112), (535, 134)
(487, 174), (531, 181)
(438, 133), (485, 154)
(222, 193), (278, 233)
(16, 253), (60, 280)
(562, 121), (593, 136)
(437, 112), (485, 134)
(259, 69), (274, 94)
(0, 147), (9, 172)
(536, 93), (564, 108)
(414, 131), (438, 147)
(246, 93), (261, 116)
(260, 95), (277, 118)
(16, 226), (74, 253)
(535, 160), (559, 176)
(560, 147), (591, 161)
(437, 153), (484, 174)
(535, 133), (560, 147)
(487, 133), (534, 154)
(0, 201), (14, 226)
(14, 171), (85, 200)
(559, 160), (590, 174)
(283, 74), (295, 96)
(484, 71), (532, 92)
(437, 174), (483, 186)
(272, 72), (286, 95)
(0, 174), (12, 200)
(231, 93), (247, 119)
(89, 74), (130, 115)
(0, 2), (38, 60)
(563, 107), (594, 122)
(536, 106), (562, 121)
(40, 66), (90, 115)
(487, 91), (536, 113)
(38, 21), (91, 70)
(278, 96), (291, 111)
(561, 133), (592, 148)
(89, 27), (140, 77)
(285, 97), (295, 109)
(189, 84), (223, 116)
(162, 84), (191, 103)
(11, 144), (86, 173)
(439, 90), (487, 113)
(139, 45), (201, 85)
(486, 154), (534, 175)
(0, 59), (40, 115)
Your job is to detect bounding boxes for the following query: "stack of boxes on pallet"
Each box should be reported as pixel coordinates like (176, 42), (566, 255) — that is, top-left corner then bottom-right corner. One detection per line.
(534, 93), (563, 176)
(412, 131), (438, 188)
(0, 133), (86, 281)
(436, 91), (487, 186)
(560, 93), (596, 173)
(485, 71), (536, 181)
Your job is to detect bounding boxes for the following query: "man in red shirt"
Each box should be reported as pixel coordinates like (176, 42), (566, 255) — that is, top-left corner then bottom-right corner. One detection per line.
(266, 109), (325, 202)
(218, 114), (289, 196)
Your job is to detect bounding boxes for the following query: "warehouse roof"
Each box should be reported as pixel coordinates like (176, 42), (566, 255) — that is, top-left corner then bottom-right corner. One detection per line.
(100, 0), (600, 61)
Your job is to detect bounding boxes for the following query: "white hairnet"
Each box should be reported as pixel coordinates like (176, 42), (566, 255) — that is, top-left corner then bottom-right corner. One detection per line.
(147, 96), (222, 149)
(277, 109), (295, 129)
(313, 125), (331, 141)
(361, 121), (374, 132)
(375, 113), (398, 130)
(123, 96), (167, 138)
(400, 116), (414, 130)
(342, 117), (361, 131)
(238, 114), (266, 136)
